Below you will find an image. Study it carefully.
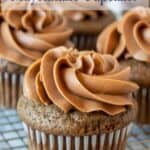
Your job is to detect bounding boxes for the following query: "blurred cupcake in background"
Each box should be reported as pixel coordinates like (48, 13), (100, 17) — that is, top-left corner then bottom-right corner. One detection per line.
(97, 7), (150, 124)
(64, 10), (115, 50)
(18, 46), (138, 150)
(0, 3), (73, 109)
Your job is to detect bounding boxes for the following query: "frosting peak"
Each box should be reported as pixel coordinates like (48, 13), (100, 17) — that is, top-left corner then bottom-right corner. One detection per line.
(0, 3), (72, 67)
(97, 7), (150, 63)
(24, 46), (138, 115)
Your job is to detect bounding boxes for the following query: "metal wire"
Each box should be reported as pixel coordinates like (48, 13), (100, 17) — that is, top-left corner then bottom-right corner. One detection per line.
(0, 108), (27, 150)
(0, 108), (150, 150)
(127, 124), (150, 150)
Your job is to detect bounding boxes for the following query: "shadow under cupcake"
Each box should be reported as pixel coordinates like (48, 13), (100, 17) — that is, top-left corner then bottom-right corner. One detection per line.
(17, 46), (138, 150)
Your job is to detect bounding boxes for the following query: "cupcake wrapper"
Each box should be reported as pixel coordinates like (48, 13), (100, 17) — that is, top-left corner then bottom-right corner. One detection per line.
(23, 123), (132, 150)
(0, 72), (23, 109)
(134, 87), (150, 124)
(71, 35), (97, 50)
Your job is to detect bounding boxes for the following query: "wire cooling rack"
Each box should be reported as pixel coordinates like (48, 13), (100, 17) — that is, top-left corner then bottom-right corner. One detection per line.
(0, 108), (150, 150)
(0, 108), (27, 150)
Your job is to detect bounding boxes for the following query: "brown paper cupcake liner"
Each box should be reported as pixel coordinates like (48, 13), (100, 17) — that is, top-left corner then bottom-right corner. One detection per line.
(133, 87), (150, 124)
(0, 72), (23, 109)
(71, 34), (97, 50)
(23, 123), (132, 150)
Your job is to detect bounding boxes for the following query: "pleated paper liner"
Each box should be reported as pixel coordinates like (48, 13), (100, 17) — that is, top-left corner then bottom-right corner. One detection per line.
(71, 34), (97, 50)
(23, 123), (132, 150)
(0, 72), (23, 109)
(133, 87), (150, 124)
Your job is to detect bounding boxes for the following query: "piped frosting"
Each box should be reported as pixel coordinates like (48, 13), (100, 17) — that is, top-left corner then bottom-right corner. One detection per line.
(97, 7), (150, 63)
(0, 3), (72, 67)
(24, 46), (138, 115)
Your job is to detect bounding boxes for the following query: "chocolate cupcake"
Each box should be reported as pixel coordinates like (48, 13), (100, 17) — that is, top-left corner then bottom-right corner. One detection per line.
(17, 46), (138, 150)
(96, 7), (150, 124)
(64, 10), (115, 50)
(0, 3), (72, 108)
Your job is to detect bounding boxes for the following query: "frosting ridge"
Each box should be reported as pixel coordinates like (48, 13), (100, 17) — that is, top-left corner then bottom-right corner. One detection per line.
(97, 7), (150, 63)
(0, 3), (72, 66)
(24, 46), (138, 115)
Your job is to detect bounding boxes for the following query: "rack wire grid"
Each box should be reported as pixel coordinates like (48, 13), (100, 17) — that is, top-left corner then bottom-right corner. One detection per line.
(0, 108), (150, 150)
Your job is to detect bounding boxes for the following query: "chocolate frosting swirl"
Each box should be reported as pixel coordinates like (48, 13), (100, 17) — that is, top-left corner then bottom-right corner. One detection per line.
(97, 7), (150, 63)
(0, 4), (72, 67)
(24, 46), (138, 115)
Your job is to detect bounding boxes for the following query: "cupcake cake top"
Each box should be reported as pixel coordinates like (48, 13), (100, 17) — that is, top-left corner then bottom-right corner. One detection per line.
(0, 3), (72, 67)
(97, 7), (150, 63)
(24, 46), (138, 115)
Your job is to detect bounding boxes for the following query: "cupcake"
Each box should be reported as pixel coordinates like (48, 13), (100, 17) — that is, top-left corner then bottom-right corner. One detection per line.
(64, 10), (115, 50)
(17, 46), (138, 150)
(0, 3), (72, 108)
(96, 7), (150, 124)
